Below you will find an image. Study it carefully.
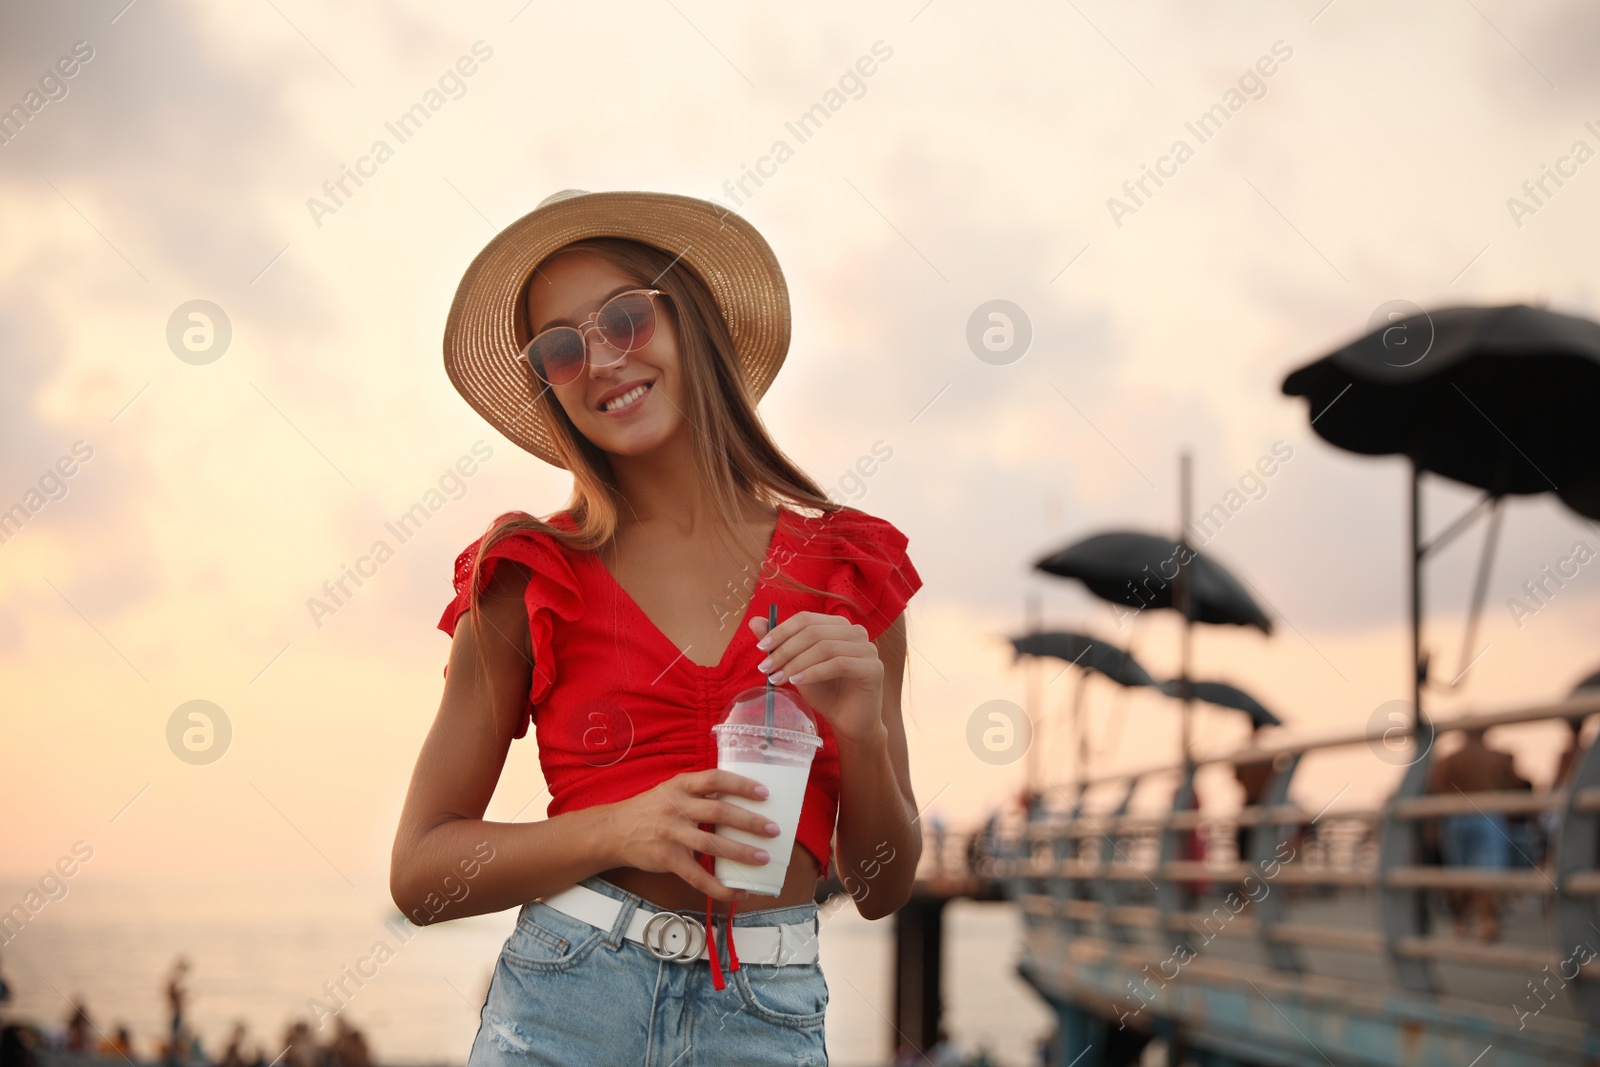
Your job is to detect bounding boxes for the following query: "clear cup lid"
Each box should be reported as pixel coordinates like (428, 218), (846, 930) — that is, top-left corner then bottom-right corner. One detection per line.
(713, 686), (820, 744)
(712, 722), (823, 749)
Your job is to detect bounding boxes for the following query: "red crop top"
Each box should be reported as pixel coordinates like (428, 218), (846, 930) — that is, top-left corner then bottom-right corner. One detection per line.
(437, 505), (923, 881)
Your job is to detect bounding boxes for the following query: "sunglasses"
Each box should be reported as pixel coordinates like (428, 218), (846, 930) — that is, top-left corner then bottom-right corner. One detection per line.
(517, 288), (665, 386)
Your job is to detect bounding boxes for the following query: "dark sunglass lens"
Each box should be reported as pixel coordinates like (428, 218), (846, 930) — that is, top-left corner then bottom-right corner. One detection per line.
(595, 292), (657, 356)
(526, 328), (585, 384)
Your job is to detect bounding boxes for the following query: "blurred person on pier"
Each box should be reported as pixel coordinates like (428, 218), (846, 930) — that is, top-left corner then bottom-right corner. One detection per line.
(1426, 727), (1529, 940)
(162, 957), (190, 1066)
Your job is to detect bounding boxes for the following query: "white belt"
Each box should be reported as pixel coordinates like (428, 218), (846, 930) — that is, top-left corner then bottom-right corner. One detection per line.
(539, 883), (819, 966)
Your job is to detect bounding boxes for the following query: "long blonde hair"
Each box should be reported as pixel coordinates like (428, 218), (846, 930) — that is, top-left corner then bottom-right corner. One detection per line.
(461, 236), (852, 691)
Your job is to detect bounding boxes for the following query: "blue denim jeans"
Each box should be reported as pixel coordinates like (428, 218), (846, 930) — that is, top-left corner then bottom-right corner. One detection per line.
(1441, 812), (1511, 868)
(467, 876), (830, 1067)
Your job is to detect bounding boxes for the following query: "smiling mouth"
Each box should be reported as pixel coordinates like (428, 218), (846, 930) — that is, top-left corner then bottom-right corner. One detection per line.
(600, 381), (654, 414)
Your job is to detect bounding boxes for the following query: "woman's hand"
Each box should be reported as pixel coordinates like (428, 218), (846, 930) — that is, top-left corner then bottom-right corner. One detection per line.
(603, 769), (782, 901)
(749, 611), (887, 748)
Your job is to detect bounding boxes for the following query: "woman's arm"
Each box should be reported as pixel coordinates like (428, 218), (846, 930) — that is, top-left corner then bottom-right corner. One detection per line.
(749, 611), (922, 920)
(390, 561), (777, 924)
(832, 615), (920, 919)
(390, 560), (613, 924)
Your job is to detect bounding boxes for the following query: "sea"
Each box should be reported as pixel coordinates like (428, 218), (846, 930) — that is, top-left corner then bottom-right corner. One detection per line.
(0, 876), (1053, 1067)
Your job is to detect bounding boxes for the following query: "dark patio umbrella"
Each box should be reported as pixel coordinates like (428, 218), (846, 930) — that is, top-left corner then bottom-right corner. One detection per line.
(1008, 630), (1156, 785)
(1034, 531), (1272, 634)
(1282, 304), (1600, 518)
(1009, 631), (1158, 688)
(1283, 303), (1600, 722)
(1156, 678), (1282, 728)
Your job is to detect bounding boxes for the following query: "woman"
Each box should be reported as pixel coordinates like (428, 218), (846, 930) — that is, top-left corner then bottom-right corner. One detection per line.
(391, 189), (925, 1066)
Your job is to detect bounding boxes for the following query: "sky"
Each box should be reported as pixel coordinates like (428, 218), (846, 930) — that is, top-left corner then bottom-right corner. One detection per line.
(3, 0), (1600, 899)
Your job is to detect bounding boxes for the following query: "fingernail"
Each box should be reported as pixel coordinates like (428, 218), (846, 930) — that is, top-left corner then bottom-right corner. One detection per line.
(756, 657), (774, 672)
(788, 672), (804, 683)
(754, 850), (770, 863)
(756, 636), (771, 650)
(765, 821), (781, 836)
(755, 785), (770, 798)
(769, 670), (785, 685)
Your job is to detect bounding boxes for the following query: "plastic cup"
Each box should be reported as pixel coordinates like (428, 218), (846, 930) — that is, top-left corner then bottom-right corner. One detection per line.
(711, 686), (822, 896)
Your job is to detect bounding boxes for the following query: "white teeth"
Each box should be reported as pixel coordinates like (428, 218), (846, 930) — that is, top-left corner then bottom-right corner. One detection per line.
(602, 383), (650, 412)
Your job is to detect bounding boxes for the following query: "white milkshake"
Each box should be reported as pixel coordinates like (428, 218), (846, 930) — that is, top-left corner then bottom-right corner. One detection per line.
(711, 685), (823, 897)
(714, 761), (812, 895)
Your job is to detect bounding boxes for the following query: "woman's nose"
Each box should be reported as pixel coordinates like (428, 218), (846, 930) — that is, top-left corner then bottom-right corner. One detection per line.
(584, 330), (629, 376)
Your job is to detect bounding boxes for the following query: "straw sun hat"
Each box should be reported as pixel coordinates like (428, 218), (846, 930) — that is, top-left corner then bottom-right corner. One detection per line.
(442, 189), (792, 468)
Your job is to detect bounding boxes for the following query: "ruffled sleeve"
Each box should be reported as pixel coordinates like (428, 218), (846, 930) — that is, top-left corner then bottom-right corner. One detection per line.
(814, 508), (924, 640)
(437, 511), (584, 738)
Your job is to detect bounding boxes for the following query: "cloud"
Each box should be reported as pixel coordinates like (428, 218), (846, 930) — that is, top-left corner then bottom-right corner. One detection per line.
(1509, 0), (1599, 94)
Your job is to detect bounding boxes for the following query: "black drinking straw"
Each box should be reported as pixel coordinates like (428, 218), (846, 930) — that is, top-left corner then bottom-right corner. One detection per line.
(764, 604), (778, 740)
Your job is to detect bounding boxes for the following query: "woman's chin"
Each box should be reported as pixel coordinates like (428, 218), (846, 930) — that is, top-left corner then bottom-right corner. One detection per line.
(580, 418), (680, 460)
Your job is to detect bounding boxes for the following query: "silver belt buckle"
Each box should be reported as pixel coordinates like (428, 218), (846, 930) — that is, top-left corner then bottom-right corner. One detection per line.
(641, 910), (706, 963)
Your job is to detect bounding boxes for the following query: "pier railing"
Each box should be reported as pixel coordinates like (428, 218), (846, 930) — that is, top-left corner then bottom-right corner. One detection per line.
(973, 691), (1600, 1067)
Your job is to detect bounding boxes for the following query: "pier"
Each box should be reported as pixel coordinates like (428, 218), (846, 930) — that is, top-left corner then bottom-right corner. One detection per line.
(869, 690), (1600, 1066)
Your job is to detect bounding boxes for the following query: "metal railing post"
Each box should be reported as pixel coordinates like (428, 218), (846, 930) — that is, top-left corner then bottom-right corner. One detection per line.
(1158, 768), (1199, 960)
(1376, 718), (1436, 993)
(1250, 752), (1303, 973)
(1059, 783), (1087, 941)
(1554, 724), (1600, 1026)
(1096, 780), (1140, 944)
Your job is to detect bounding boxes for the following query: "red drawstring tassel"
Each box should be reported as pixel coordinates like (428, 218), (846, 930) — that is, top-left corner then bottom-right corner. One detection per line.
(704, 892), (724, 990)
(698, 848), (729, 990)
(696, 836), (741, 987)
(701, 895), (741, 989)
